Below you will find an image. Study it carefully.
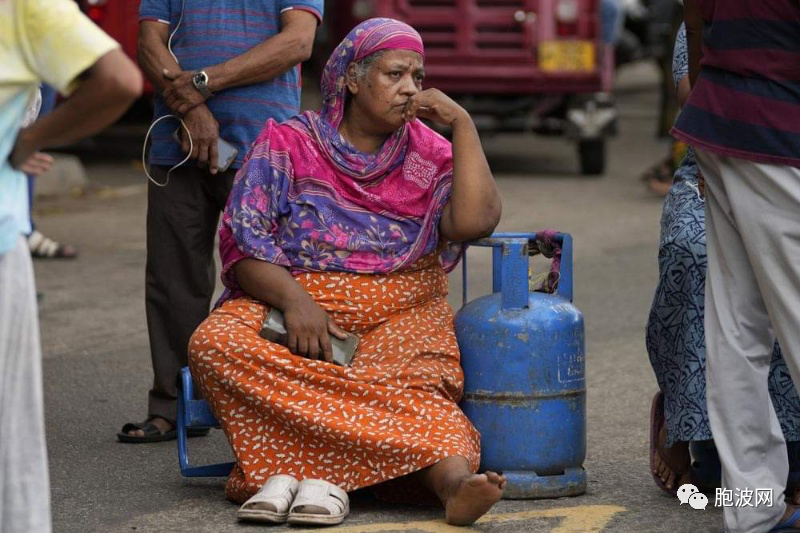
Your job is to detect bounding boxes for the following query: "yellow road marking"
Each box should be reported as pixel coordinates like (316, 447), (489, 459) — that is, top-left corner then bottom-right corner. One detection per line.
(298, 505), (626, 532)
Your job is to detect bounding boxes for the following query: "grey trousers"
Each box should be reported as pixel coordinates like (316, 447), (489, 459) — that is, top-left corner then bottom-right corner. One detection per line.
(0, 237), (50, 533)
(145, 165), (234, 423)
(700, 150), (800, 533)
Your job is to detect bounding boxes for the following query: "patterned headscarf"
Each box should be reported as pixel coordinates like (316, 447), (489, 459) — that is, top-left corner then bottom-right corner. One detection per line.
(320, 18), (424, 128)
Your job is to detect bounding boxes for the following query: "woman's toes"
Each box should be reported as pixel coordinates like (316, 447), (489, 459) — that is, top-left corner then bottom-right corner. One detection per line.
(467, 473), (488, 486)
(444, 473), (505, 526)
(485, 471), (502, 484)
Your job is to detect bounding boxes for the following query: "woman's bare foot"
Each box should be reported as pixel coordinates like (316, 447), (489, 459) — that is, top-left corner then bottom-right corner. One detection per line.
(417, 456), (506, 527)
(444, 472), (506, 526)
(653, 423), (690, 491)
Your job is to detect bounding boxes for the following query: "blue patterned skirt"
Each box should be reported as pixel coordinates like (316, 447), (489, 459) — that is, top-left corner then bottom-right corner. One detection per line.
(646, 151), (800, 447)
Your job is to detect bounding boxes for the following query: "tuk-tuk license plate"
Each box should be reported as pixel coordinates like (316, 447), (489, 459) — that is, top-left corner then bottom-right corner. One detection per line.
(538, 40), (595, 73)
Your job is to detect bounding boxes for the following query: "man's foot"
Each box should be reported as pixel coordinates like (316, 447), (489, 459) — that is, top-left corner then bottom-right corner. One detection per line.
(648, 176), (672, 197)
(444, 472), (506, 526)
(28, 230), (78, 259)
(653, 423), (691, 491)
(640, 156), (673, 197)
(125, 416), (172, 438)
(118, 416), (210, 443)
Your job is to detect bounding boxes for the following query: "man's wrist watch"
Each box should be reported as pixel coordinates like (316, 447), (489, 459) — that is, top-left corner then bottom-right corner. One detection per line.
(192, 70), (213, 99)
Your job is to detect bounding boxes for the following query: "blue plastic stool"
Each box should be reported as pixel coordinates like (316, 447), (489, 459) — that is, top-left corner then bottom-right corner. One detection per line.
(177, 366), (234, 477)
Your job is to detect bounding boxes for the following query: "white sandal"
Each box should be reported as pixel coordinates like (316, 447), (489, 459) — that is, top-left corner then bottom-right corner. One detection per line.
(237, 474), (299, 523)
(27, 230), (77, 259)
(287, 478), (350, 526)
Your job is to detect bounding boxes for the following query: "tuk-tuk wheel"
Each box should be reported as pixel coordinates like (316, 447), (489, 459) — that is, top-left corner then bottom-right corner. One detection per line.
(578, 139), (606, 176)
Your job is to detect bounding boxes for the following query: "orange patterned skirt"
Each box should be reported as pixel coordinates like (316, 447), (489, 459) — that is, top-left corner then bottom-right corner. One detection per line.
(188, 257), (480, 504)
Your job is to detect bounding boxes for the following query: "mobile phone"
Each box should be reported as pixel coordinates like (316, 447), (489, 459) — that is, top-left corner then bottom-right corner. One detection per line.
(173, 127), (239, 173)
(259, 308), (358, 366)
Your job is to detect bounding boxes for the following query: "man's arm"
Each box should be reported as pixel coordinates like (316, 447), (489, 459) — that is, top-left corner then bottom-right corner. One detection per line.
(11, 49), (141, 167)
(684, 0), (704, 88)
(162, 9), (319, 116)
(137, 19), (181, 94)
(137, 19), (223, 172)
(206, 9), (318, 92)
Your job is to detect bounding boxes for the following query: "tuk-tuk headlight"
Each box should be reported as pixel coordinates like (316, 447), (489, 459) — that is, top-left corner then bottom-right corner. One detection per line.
(556, 0), (580, 23)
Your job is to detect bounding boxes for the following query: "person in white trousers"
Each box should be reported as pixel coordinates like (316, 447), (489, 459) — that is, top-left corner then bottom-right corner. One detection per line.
(673, 1), (800, 531)
(700, 150), (800, 532)
(0, 1), (140, 531)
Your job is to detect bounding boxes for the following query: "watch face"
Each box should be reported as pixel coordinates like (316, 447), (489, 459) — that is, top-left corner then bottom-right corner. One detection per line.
(193, 71), (207, 86)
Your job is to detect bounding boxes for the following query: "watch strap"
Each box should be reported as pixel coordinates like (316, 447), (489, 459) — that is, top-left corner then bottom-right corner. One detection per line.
(193, 71), (213, 99)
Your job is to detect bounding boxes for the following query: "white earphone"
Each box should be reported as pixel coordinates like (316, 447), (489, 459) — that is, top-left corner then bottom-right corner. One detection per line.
(142, 0), (192, 187)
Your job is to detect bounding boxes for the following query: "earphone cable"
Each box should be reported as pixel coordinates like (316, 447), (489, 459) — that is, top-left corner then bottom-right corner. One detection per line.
(141, 0), (191, 188)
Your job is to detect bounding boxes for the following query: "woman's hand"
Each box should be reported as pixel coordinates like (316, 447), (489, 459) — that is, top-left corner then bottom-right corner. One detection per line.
(18, 152), (55, 176)
(402, 88), (468, 128)
(283, 295), (349, 363)
(234, 259), (349, 363)
(417, 89), (501, 242)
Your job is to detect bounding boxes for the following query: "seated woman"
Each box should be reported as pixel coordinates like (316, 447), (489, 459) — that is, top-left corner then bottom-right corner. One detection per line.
(646, 23), (800, 496)
(188, 18), (503, 527)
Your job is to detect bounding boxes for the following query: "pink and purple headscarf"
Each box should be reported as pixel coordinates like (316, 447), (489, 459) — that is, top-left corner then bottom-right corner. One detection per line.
(217, 18), (461, 303)
(321, 18), (424, 128)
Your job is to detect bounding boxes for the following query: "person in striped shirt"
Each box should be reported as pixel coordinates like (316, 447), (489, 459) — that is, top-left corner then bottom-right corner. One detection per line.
(120, 0), (324, 443)
(673, 1), (800, 531)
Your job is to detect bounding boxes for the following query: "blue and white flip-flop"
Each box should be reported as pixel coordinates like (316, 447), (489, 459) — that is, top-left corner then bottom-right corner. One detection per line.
(771, 507), (800, 532)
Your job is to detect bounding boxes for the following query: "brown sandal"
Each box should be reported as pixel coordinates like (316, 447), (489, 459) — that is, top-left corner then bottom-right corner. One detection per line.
(649, 392), (690, 495)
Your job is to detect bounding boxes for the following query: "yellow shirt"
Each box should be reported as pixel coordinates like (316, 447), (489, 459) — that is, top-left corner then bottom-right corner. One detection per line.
(0, 0), (119, 255)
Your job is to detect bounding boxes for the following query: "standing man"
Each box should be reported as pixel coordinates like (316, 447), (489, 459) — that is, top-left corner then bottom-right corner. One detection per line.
(1, 1), (141, 531)
(119, 0), (323, 442)
(674, 1), (800, 531)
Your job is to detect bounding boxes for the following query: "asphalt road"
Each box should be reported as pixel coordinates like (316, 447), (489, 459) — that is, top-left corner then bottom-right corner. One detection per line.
(34, 62), (727, 532)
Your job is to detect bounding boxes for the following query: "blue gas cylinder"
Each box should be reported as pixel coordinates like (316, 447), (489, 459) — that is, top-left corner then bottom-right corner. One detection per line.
(455, 232), (586, 499)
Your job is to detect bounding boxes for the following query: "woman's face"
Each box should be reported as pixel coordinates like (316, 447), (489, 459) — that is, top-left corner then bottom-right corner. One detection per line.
(347, 49), (425, 133)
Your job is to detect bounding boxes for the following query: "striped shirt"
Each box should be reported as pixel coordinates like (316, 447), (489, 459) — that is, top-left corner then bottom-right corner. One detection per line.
(672, 1), (800, 168)
(139, 0), (323, 169)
